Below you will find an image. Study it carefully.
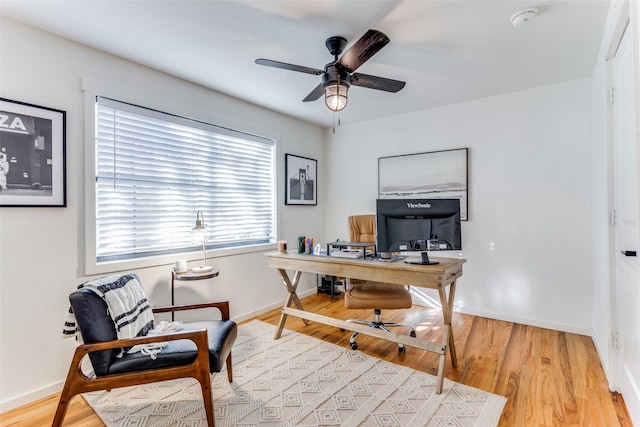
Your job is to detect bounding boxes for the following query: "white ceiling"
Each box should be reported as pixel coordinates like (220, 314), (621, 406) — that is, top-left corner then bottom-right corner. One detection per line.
(1, 0), (610, 128)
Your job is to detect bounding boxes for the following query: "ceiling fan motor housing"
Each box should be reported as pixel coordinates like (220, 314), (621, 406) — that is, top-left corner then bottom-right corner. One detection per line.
(322, 65), (351, 88)
(325, 36), (347, 57)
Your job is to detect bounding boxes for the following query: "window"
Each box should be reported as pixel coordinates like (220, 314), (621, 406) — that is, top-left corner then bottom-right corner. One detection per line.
(94, 96), (276, 263)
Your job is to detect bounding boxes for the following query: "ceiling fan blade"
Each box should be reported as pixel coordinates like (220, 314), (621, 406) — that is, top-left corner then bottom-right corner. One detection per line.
(255, 58), (324, 76)
(338, 29), (390, 73)
(351, 73), (406, 93)
(302, 84), (325, 102)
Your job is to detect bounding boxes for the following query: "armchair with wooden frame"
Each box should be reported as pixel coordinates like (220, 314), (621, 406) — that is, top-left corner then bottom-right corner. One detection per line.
(54, 285), (237, 427)
(344, 214), (416, 352)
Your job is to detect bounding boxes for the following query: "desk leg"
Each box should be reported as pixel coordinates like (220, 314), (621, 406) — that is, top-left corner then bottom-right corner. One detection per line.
(440, 281), (458, 367)
(275, 269), (308, 339)
(436, 323), (449, 394)
(436, 281), (458, 394)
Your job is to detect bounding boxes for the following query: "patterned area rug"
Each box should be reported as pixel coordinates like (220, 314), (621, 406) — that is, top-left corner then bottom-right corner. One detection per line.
(84, 320), (506, 426)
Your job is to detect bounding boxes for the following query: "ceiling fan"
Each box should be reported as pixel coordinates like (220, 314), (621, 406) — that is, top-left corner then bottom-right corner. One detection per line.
(255, 29), (406, 112)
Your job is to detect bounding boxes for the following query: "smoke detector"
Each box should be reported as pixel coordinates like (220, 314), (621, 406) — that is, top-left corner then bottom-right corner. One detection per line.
(510, 7), (538, 27)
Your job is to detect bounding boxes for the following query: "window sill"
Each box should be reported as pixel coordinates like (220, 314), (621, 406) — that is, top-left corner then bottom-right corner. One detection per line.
(86, 242), (277, 276)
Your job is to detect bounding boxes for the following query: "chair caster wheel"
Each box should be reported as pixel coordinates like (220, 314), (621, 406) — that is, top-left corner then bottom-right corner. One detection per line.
(398, 345), (406, 353)
(350, 342), (358, 350)
(410, 330), (417, 338)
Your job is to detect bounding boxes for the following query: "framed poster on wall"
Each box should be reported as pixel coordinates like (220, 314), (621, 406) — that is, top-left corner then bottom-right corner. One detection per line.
(285, 153), (317, 205)
(0, 98), (67, 207)
(378, 148), (468, 220)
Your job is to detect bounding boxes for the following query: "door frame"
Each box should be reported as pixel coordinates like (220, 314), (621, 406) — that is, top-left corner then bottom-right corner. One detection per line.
(603, 1), (640, 422)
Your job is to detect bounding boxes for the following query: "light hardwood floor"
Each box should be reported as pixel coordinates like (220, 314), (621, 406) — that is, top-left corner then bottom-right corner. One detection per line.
(0, 293), (632, 426)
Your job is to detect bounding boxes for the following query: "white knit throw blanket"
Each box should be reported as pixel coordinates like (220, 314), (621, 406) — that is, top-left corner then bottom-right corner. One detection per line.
(127, 320), (184, 358)
(82, 273), (154, 340)
(64, 273), (183, 359)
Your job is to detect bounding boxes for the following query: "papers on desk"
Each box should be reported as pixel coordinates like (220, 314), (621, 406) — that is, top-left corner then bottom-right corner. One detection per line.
(330, 250), (362, 258)
(329, 249), (374, 259)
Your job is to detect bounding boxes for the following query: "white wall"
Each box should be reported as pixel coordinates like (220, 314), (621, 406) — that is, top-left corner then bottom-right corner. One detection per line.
(325, 79), (594, 334)
(0, 18), (324, 411)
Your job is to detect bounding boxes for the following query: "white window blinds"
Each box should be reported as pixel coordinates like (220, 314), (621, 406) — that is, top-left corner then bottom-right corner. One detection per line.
(95, 96), (276, 262)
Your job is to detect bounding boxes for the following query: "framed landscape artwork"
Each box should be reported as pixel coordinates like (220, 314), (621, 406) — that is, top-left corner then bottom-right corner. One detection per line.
(285, 153), (317, 205)
(0, 98), (67, 207)
(378, 148), (468, 220)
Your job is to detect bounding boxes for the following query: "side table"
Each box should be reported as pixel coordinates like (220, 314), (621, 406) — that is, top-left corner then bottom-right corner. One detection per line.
(171, 268), (220, 320)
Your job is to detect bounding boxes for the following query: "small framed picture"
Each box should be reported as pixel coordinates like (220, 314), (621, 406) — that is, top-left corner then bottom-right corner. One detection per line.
(285, 153), (317, 205)
(0, 98), (67, 207)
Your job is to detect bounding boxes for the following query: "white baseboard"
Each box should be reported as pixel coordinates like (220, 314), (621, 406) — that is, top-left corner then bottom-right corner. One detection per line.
(453, 306), (593, 337)
(591, 333), (615, 391)
(1, 382), (63, 414)
(233, 286), (317, 323)
(410, 288), (592, 336)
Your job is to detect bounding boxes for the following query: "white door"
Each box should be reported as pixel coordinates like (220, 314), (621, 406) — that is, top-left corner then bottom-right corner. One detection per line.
(612, 22), (640, 420)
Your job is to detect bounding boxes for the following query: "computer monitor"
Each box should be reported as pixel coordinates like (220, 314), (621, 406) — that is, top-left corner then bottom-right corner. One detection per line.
(376, 198), (462, 265)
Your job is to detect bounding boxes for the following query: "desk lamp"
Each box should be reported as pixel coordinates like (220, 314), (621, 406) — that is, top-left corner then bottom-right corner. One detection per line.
(190, 210), (213, 273)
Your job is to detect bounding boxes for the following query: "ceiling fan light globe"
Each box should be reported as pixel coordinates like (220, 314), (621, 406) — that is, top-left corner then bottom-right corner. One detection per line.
(325, 84), (348, 111)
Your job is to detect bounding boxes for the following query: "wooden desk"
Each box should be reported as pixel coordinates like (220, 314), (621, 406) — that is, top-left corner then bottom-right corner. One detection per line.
(265, 251), (466, 394)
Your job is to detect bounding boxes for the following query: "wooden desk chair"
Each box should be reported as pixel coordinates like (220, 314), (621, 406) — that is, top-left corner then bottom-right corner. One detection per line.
(54, 274), (237, 427)
(344, 215), (416, 352)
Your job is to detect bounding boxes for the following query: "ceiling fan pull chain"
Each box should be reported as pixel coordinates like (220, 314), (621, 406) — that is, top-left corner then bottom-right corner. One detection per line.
(331, 73), (340, 133)
(337, 73), (341, 128)
(334, 73), (346, 126)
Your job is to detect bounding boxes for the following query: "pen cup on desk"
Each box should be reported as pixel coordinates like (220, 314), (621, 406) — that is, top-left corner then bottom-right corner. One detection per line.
(278, 240), (287, 253)
(297, 236), (305, 253)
